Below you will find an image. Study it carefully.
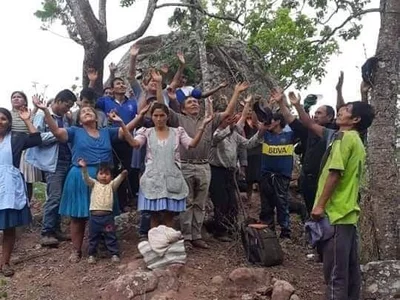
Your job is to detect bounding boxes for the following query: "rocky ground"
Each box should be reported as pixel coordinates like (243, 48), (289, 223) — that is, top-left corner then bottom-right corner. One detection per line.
(0, 187), (326, 300)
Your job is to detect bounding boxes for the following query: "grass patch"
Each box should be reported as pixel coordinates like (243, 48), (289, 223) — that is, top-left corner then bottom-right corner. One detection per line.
(33, 182), (46, 203)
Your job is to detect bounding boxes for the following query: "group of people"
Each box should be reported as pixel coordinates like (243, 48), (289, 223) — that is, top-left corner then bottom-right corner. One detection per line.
(0, 44), (375, 300)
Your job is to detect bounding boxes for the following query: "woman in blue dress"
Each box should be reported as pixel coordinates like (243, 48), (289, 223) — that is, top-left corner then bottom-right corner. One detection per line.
(34, 100), (148, 262)
(0, 107), (42, 276)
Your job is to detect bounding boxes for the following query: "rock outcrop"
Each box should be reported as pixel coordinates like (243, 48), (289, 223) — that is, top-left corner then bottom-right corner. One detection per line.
(113, 31), (277, 105)
(362, 260), (400, 300)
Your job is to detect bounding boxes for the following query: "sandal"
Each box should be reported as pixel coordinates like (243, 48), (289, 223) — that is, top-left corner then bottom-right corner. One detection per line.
(1, 264), (15, 277)
(68, 251), (82, 263)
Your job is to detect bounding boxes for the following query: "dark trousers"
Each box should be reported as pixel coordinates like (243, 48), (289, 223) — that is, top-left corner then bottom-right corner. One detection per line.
(138, 211), (151, 236)
(301, 171), (318, 215)
(321, 225), (361, 300)
(209, 166), (238, 236)
(259, 172), (291, 235)
(113, 141), (133, 210)
(88, 213), (119, 256)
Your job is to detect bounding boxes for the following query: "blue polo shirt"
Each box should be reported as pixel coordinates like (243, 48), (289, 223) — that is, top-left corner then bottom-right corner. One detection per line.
(96, 96), (137, 126)
(261, 130), (296, 178)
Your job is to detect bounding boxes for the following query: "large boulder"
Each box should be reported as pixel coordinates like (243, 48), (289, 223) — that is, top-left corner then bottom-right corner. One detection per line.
(362, 260), (400, 300)
(113, 31), (277, 104)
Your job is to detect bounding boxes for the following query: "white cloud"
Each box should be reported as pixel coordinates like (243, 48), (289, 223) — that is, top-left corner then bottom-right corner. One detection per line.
(0, 0), (379, 110)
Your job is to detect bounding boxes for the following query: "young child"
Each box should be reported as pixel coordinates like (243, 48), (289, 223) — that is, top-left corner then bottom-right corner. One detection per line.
(78, 159), (128, 264)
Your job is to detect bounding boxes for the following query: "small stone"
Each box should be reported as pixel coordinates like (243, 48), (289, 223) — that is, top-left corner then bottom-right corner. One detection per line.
(211, 275), (224, 285)
(271, 280), (295, 300)
(290, 294), (300, 300)
(229, 267), (266, 286)
(241, 294), (253, 300)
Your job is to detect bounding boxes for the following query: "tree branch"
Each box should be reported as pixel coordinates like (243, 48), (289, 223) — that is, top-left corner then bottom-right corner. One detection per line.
(99, 0), (107, 25)
(66, 0), (104, 43)
(108, 0), (158, 51)
(155, 2), (244, 26)
(313, 8), (380, 44)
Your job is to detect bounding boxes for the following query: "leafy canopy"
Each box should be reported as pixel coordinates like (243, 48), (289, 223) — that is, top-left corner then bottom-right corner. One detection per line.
(169, 0), (373, 89)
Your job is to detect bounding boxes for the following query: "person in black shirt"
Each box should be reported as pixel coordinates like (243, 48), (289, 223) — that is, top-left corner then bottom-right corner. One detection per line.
(277, 95), (335, 215)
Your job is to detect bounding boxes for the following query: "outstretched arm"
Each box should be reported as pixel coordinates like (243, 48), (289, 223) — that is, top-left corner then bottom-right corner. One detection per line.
(289, 92), (324, 138)
(127, 44), (140, 83)
(220, 82), (250, 120)
(201, 81), (228, 98)
(33, 96), (68, 142)
(169, 52), (186, 91)
(336, 71), (345, 111)
(237, 95), (252, 128)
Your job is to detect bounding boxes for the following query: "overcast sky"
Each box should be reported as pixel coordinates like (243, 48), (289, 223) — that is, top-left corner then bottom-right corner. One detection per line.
(0, 0), (380, 110)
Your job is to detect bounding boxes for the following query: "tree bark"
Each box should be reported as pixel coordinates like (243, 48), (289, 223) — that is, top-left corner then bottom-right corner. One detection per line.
(82, 43), (108, 92)
(189, 0), (212, 91)
(361, 0), (400, 261)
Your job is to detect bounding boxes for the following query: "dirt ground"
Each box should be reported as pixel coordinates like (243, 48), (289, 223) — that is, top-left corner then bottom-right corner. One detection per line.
(0, 191), (326, 300)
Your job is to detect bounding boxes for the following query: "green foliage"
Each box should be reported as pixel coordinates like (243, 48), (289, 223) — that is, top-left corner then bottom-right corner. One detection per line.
(169, 0), (373, 89)
(34, 0), (66, 24)
(120, 0), (136, 7)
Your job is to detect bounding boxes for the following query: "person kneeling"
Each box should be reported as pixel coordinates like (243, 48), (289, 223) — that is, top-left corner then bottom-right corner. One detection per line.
(79, 159), (127, 264)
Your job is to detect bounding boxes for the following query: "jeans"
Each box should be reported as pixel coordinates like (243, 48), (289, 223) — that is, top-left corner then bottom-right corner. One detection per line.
(88, 213), (119, 256)
(259, 172), (291, 235)
(41, 160), (70, 236)
(300, 171), (318, 215)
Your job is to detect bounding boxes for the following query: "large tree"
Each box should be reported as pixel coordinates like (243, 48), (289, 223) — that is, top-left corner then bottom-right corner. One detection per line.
(35, 0), (236, 93)
(361, 0), (400, 261)
(169, 0), (380, 89)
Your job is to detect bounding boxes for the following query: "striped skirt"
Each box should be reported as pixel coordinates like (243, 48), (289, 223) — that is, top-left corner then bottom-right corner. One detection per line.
(138, 191), (186, 212)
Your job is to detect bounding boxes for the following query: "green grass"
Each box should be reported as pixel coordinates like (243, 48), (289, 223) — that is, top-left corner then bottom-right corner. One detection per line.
(33, 182), (46, 202)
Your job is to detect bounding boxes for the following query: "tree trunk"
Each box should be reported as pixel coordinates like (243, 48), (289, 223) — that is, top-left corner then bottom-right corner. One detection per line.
(189, 0), (212, 91)
(82, 43), (109, 93)
(360, 0), (400, 261)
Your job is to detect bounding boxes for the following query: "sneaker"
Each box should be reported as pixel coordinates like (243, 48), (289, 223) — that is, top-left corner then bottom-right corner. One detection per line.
(69, 251), (82, 263)
(87, 256), (96, 264)
(184, 240), (193, 251)
(191, 239), (210, 249)
(138, 234), (148, 243)
(1, 264), (15, 277)
(111, 255), (120, 263)
(40, 235), (59, 247)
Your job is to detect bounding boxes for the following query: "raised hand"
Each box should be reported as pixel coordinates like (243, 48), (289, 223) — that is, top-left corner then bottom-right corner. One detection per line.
(151, 70), (162, 83)
(78, 159), (87, 168)
(336, 71), (344, 91)
(244, 94), (253, 103)
(109, 63), (117, 74)
(177, 51), (185, 65)
(19, 106), (31, 120)
(130, 44), (140, 57)
(270, 88), (284, 104)
(121, 169), (129, 177)
(160, 64), (169, 74)
(288, 91), (301, 106)
(108, 111), (123, 124)
(87, 68), (98, 82)
(235, 82), (250, 93)
(219, 81), (228, 88)
(202, 113), (214, 127)
(139, 103), (151, 117)
(32, 94), (46, 110)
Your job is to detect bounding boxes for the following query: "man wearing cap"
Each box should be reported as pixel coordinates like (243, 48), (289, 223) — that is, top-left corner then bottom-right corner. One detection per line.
(155, 73), (248, 249)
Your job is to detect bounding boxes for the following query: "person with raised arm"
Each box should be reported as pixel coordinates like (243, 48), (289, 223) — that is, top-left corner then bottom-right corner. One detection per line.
(0, 107), (42, 276)
(289, 92), (375, 299)
(27, 90), (77, 247)
(109, 102), (213, 231)
(276, 91), (335, 216)
(33, 97), (148, 263)
(10, 91), (43, 203)
(153, 69), (247, 249)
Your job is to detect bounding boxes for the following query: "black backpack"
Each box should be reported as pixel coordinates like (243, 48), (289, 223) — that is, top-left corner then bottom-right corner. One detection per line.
(240, 223), (284, 267)
(361, 57), (378, 86)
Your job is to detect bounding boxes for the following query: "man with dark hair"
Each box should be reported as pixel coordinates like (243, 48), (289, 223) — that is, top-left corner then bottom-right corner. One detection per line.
(96, 76), (138, 211)
(290, 92), (374, 299)
(27, 90), (77, 246)
(278, 96), (336, 215)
